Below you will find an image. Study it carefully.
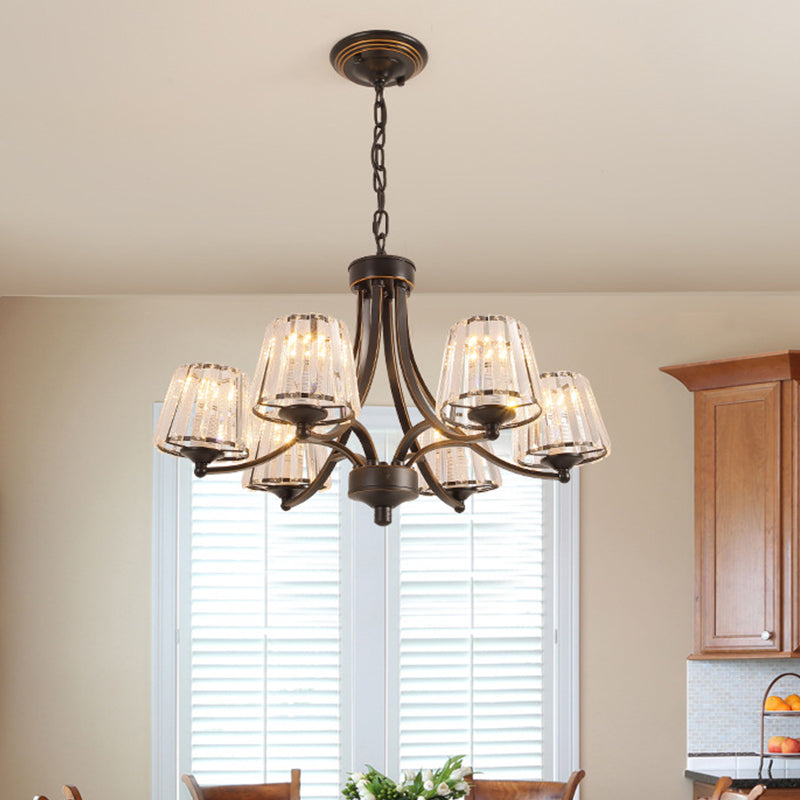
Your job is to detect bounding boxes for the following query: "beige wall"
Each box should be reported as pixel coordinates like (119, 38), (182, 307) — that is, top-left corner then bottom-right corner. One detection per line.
(2, 292), (799, 800)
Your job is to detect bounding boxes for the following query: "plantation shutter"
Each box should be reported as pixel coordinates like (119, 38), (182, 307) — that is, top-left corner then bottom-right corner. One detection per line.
(174, 408), (569, 799)
(389, 472), (550, 778)
(186, 470), (342, 799)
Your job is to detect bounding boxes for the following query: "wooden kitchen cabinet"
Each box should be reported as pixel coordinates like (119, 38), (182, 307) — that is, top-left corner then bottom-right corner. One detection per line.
(662, 351), (800, 659)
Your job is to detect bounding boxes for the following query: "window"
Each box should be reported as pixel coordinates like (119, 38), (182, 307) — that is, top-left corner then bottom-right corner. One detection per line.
(153, 408), (579, 800)
(182, 466), (342, 797)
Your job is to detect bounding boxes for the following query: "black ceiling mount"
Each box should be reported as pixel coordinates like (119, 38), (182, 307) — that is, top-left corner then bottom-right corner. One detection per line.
(330, 30), (428, 87)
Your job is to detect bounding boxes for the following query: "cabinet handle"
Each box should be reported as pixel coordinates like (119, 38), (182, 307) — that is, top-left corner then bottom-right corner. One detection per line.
(762, 630), (774, 641)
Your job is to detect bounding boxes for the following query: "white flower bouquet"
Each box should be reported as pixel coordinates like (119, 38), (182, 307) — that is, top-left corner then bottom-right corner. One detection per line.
(343, 756), (472, 800)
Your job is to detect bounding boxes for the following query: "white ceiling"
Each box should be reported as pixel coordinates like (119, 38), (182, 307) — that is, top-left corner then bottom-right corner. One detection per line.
(2, 1), (799, 296)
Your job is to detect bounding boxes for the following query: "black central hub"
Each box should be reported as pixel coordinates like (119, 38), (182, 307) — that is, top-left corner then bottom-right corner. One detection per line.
(348, 463), (420, 526)
(348, 254), (416, 293)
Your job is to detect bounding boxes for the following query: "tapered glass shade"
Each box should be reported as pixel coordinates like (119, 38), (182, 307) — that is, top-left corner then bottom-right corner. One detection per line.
(513, 371), (610, 467)
(251, 313), (360, 426)
(436, 315), (543, 431)
(241, 417), (331, 491)
(154, 363), (248, 461)
(417, 428), (502, 495)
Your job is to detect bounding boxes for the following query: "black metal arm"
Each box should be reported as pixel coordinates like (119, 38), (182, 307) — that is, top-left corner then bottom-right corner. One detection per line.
(204, 437), (299, 475)
(381, 289), (464, 512)
(357, 283), (383, 402)
(395, 288), (486, 443)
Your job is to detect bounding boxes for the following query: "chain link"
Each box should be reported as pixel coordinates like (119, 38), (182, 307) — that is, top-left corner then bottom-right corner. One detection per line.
(371, 81), (389, 255)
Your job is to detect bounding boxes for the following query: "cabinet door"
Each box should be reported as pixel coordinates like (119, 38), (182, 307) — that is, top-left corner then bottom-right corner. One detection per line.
(696, 381), (782, 655)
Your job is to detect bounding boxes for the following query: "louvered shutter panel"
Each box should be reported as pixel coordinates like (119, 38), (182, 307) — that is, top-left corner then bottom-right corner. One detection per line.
(179, 409), (563, 795)
(393, 473), (548, 778)
(188, 471), (342, 799)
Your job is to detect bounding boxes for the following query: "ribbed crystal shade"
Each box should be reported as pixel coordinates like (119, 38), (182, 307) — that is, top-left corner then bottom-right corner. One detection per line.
(436, 315), (543, 431)
(251, 313), (361, 426)
(241, 417), (331, 491)
(417, 428), (502, 495)
(154, 363), (248, 460)
(512, 371), (610, 467)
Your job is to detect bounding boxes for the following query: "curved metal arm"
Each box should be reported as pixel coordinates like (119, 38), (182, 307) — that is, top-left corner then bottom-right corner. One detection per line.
(342, 419), (378, 464)
(271, 289), (382, 509)
(282, 417), (375, 465)
(279, 450), (346, 510)
(468, 442), (567, 481)
(204, 437), (298, 474)
(393, 419), (433, 463)
(404, 439), (471, 467)
(382, 291), (465, 513)
(279, 283), (383, 513)
(403, 439), (566, 482)
(394, 288), (486, 443)
(278, 420), (382, 509)
(279, 404), (366, 511)
(302, 435), (365, 468)
(353, 288), (365, 365)
(357, 283), (384, 402)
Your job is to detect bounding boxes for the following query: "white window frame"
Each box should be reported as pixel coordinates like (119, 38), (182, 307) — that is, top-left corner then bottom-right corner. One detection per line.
(152, 406), (580, 800)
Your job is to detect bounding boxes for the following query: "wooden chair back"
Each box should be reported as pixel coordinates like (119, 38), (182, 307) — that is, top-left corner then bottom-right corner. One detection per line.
(182, 769), (301, 800)
(34, 785), (85, 800)
(34, 784), (85, 800)
(706, 777), (733, 800)
(700, 778), (766, 800)
(722, 788), (766, 800)
(468, 770), (585, 800)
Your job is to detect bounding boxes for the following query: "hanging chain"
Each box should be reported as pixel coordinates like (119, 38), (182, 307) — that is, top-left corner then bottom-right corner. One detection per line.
(371, 80), (389, 255)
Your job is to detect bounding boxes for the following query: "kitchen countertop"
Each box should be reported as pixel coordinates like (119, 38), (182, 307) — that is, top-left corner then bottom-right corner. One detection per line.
(686, 768), (800, 789)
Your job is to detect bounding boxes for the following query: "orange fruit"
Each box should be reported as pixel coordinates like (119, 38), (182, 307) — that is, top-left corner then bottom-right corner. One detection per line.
(787, 694), (800, 706)
(791, 701), (800, 711)
(766, 696), (793, 711)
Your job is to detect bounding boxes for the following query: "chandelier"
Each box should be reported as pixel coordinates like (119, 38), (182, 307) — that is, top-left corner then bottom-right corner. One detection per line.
(154, 31), (610, 526)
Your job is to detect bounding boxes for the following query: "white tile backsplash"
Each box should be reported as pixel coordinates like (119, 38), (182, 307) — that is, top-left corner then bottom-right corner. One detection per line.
(735, 756), (762, 772)
(687, 756), (738, 771)
(687, 660), (800, 754)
